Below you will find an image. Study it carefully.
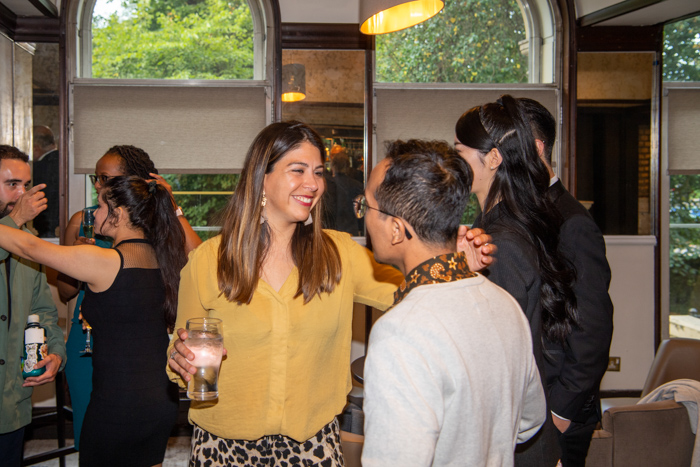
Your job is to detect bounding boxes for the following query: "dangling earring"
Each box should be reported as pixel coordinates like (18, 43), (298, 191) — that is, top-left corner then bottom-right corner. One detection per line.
(260, 190), (267, 224)
(304, 214), (313, 226)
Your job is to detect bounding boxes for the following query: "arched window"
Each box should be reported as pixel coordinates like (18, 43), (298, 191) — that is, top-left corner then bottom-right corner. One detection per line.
(77, 0), (268, 80)
(67, 0), (275, 239)
(375, 0), (556, 84)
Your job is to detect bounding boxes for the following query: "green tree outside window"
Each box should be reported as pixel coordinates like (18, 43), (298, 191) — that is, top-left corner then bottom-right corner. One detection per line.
(375, 0), (528, 84)
(92, 0), (254, 80)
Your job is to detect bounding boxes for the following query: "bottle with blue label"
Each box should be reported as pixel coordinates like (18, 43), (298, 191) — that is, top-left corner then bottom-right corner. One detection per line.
(21, 314), (47, 378)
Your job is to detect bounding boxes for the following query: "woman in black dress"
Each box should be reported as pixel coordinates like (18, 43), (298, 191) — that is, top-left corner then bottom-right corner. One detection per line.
(0, 176), (186, 466)
(454, 94), (578, 467)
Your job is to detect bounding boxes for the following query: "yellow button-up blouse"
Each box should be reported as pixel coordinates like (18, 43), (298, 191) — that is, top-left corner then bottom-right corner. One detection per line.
(167, 230), (402, 442)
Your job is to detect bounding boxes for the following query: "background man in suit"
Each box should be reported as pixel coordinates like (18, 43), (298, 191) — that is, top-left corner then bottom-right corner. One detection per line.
(519, 98), (614, 467)
(32, 126), (60, 238)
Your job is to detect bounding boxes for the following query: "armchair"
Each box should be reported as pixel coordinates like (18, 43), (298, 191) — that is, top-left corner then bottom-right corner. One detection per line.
(587, 338), (700, 467)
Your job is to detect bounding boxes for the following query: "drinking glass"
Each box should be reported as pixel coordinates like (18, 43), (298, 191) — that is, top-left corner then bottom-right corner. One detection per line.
(82, 208), (96, 239)
(185, 317), (223, 401)
(80, 318), (93, 355)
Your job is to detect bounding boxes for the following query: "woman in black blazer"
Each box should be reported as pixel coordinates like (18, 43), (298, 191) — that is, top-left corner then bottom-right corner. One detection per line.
(454, 94), (578, 467)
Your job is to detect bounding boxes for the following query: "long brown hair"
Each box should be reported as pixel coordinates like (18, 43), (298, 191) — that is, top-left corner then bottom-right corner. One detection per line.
(217, 121), (342, 304)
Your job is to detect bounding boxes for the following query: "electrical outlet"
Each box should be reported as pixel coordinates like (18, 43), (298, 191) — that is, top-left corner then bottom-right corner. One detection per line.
(607, 357), (621, 372)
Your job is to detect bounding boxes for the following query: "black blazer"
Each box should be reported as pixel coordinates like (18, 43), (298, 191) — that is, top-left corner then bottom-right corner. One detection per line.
(473, 203), (544, 378)
(544, 180), (614, 424)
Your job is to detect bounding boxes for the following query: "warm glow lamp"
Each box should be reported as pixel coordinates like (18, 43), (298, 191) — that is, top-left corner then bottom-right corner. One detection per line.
(282, 64), (306, 103)
(360, 0), (445, 35)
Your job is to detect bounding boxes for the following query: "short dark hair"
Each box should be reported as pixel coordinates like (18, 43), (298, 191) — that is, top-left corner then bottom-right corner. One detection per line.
(33, 126), (56, 150)
(375, 139), (472, 246)
(330, 151), (349, 174)
(518, 98), (556, 164)
(0, 145), (30, 163)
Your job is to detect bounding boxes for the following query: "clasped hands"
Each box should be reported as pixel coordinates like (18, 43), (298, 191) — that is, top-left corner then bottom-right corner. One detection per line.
(458, 226), (496, 272)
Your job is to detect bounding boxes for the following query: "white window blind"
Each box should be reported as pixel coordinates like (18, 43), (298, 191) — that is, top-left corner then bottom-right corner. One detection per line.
(72, 82), (269, 174)
(375, 85), (559, 165)
(666, 86), (700, 175)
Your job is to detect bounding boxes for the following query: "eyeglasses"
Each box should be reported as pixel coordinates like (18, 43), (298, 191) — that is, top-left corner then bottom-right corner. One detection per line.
(353, 194), (413, 240)
(89, 174), (114, 186)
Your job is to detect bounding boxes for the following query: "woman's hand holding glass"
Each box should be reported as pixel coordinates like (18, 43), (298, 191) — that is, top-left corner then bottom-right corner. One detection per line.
(169, 328), (228, 383)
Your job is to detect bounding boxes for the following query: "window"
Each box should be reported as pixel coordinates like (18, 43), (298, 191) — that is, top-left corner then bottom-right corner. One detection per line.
(374, 0), (556, 84)
(376, 0), (528, 84)
(71, 0), (274, 237)
(663, 15), (700, 338)
(663, 16), (700, 83)
(85, 0), (260, 80)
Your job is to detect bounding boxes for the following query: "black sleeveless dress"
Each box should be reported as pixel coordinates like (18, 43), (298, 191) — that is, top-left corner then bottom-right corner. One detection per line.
(79, 239), (179, 467)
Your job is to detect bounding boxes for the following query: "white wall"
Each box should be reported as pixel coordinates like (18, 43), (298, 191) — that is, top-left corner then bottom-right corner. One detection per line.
(600, 235), (657, 391)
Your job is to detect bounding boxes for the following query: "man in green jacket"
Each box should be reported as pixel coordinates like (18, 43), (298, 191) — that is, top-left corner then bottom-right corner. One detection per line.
(0, 144), (67, 466)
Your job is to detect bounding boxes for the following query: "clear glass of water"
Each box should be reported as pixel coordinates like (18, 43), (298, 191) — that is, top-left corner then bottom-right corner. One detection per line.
(185, 317), (223, 401)
(82, 207), (96, 238)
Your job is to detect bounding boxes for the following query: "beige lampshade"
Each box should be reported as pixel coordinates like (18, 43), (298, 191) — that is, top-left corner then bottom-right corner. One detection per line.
(282, 64), (306, 103)
(360, 0), (445, 35)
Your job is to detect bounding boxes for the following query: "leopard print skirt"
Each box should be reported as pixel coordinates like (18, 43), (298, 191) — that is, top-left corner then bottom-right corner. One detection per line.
(189, 418), (345, 467)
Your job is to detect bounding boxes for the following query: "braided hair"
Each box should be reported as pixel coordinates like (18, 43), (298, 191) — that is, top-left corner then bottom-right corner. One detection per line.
(104, 145), (158, 178)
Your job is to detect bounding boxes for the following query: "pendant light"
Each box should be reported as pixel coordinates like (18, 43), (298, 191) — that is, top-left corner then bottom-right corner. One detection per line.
(360, 0), (445, 35)
(282, 64), (306, 103)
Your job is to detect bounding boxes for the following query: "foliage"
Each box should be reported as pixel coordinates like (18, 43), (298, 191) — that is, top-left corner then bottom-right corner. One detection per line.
(461, 193), (482, 225)
(163, 173), (238, 240)
(669, 175), (700, 315)
(663, 16), (700, 82)
(376, 0), (528, 83)
(92, 0), (254, 79)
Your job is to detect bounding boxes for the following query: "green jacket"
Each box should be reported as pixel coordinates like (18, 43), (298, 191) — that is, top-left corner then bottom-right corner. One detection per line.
(0, 215), (67, 434)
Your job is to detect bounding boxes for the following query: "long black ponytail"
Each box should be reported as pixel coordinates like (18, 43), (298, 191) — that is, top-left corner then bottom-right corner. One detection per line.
(456, 94), (578, 344)
(102, 176), (187, 331)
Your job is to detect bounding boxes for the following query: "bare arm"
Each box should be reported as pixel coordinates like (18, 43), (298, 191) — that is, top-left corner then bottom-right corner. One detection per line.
(56, 210), (83, 302)
(0, 223), (120, 291)
(179, 215), (203, 254)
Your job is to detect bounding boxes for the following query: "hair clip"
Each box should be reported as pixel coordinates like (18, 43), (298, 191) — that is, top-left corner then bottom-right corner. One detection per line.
(148, 181), (157, 194)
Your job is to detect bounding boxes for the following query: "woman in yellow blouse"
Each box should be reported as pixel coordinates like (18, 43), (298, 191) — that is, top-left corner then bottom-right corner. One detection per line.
(167, 122), (491, 466)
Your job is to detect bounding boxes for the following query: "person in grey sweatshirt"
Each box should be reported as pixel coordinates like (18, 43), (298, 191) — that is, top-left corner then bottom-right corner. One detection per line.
(360, 139), (546, 467)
